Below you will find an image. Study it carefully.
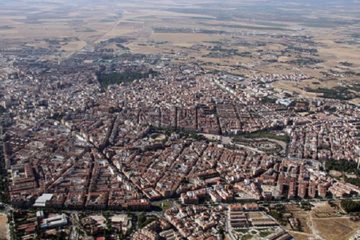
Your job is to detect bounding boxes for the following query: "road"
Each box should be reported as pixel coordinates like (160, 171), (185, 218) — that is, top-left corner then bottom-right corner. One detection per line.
(225, 208), (237, 240)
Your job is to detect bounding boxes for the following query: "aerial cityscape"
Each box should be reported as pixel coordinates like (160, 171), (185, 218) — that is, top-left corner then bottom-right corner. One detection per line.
(0, 0), (360, 239)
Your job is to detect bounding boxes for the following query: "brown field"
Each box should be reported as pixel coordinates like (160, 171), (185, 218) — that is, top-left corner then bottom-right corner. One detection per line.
(350, 98), (360, 105)
(329, 170), (343, 178)
(284, 202), (360, 240)
(289, 231), (314, 240)
(310, 202), (360, 240)
(248, 211), (267, 219)
(312, 201), (342, 218)
(60, 40), (87, 52)
(313, 217), (360, 240)
(0, 214), (9, 240)
(285, 205), (312, 234)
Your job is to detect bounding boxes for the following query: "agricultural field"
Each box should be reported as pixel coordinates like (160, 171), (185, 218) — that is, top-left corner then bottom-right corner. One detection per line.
(1, 0), (359, 102)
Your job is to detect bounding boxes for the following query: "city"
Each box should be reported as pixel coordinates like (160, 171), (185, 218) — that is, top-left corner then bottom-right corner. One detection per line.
(0, 0), (360, 240)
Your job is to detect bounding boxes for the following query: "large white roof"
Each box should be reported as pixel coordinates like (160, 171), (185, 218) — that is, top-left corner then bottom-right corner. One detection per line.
(33, 193), (53, 207)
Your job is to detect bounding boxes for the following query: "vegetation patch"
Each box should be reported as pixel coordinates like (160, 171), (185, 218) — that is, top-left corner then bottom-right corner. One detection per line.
(234, 130), (290, 143)
(326, 159), (360, 187)
(341, 200), (360, 213)
(288, 57), (323, 66)
(97, 70), (157, 88)
(259, 230), (272, 237)
(325, 159), (360, 175)
(137, 213), (157, 229)
(268, 204), (290, 225)
(305, 86), (358, 100)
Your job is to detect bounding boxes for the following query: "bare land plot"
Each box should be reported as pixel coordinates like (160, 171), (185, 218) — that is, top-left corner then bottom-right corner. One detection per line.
(0, 214), (9, 240)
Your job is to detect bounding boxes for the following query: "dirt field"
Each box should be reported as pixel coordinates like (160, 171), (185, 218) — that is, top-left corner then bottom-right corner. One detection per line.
(289, 231), (314, 240)
(284, 202), (360, 240)
(285, 205), (312, 234)
(0, 214), (9, 240)
(313, 217), (360, 240)
(307, 202), (360, 240)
